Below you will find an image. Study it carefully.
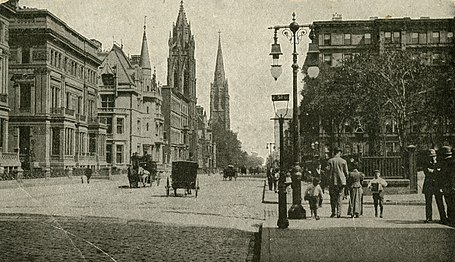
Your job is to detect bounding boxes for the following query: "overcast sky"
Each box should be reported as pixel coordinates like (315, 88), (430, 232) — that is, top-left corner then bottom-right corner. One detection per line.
(19, 0), (455, 159)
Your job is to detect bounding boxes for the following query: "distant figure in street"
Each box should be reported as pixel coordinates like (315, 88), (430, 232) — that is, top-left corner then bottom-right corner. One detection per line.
(84, 166), (92, 184)
(267, 167), (274, 191)
(304, 178), (323, 220)
(327, 147), (349, 218)
(347, 163), (364, 218)
(440, 146), (455, 226)
(273, 168), (279, 193)
(422, 149), (447, 224)
(368, 170), (388, 218)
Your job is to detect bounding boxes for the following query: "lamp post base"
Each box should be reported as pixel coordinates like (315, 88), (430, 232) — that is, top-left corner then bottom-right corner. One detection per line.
(288, 204), (306, 219)
(277, 217), (289, 229)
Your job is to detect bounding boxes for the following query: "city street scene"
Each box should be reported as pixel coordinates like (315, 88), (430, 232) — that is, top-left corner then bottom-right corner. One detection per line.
(0, 0), (455, 261)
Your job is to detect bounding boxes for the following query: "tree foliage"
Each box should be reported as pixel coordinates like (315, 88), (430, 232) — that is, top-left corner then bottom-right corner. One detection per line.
(212, 123), (264, 169)
(302, 50), (454, 154)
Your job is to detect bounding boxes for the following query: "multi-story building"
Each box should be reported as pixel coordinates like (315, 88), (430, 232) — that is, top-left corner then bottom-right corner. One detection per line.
(98, 23), (164, 169)
(304, 15), (455, 157)
(7, 3), (106, 173)
(210, 35), (230, 131)
(196, 105), (215, 173)
(162, 1), (198, 163)
(0, 1), (20, 172)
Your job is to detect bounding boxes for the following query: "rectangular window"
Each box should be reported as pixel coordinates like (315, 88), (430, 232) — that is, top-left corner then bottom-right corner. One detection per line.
(448, 32), (454, 43)
(116, 118), (124, 134)
(106, 144), (112, 163)
(393, 32), (401, 43)
(411, 32), (419, 44)
(89, 133), (96, 153)
(432, 31), (440, 43)
(51, 128), (60, 155)
(384, 32), (392, 43)
(22, 47), (30, 64)
(106, 117), (113, 134)
(343, 33), (351, 45)
(137, 120), (141, 134)
(77, 96), (82, 114)
(323, 34), (331, 45)
(66, 92), (71, 109)
(364, 33), (371, 44)
(20, 83), (31, 109)
(101, 95), (115, 108)
(116, 144), (123, 163)
(419, 32), (427, 44)
(323, 53), (332, 66)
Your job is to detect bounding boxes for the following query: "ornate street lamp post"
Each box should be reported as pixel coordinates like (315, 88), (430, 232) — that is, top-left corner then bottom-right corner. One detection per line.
(269, 13), (319, 219)
(271, 94), (291, 229)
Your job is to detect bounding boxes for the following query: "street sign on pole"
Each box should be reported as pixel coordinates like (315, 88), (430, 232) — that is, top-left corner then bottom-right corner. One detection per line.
(272, 94), (289, 101)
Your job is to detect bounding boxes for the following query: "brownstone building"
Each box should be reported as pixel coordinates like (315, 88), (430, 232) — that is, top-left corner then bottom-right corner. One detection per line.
(304, 15), (455, 157)
(7, 3), (106, 174)
(0, 1), (20, 173)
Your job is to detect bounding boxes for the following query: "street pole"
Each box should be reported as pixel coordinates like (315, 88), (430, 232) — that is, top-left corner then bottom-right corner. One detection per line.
(277, 117), (289, 229)
(287, 14), (305, 219)
(269, 13), (317, 220)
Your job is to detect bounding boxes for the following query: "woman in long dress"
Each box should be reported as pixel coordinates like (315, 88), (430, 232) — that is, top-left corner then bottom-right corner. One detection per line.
(347, 163), (365, 218)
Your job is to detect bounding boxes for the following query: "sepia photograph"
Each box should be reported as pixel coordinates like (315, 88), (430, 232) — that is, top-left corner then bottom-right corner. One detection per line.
(0, 0), (454, 261)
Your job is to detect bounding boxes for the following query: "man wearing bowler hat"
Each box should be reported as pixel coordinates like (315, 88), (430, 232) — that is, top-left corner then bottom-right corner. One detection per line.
(327, 147), (349, 218)
(422, 149), (447, 224)
(440, 146), (455, 226)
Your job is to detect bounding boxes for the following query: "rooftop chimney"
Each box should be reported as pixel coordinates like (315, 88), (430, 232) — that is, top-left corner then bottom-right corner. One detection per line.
(332, 13), (342, 21)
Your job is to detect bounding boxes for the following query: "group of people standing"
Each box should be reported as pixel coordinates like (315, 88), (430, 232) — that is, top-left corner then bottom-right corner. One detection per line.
(304, 147), (387, 220)
(423, 146), (455, 226)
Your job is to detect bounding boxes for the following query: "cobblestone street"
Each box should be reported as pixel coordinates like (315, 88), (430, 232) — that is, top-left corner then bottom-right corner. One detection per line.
(0, 174), (265, 261)
(0, 214), (252, 261)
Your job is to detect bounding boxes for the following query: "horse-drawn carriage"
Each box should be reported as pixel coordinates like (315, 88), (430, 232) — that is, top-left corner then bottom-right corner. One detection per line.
(166, 161), (199, 197)
(223, 165), (237, 181)
(129, 153), (158, 188)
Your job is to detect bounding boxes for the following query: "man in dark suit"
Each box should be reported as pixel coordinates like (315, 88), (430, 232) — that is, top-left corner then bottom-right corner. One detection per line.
(440, 146), (455, 226)
(327, 147), (349, 218)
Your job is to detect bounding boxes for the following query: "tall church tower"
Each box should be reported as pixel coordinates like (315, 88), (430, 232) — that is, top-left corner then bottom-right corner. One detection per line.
(210, 34), (230, 131)
(166, 0), (198, 160)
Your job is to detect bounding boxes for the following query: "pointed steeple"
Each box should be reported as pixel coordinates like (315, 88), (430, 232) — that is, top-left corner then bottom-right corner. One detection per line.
(214, 32), (225, 84)
(176, 0), (188, 27)
(140, 16), (152, 70)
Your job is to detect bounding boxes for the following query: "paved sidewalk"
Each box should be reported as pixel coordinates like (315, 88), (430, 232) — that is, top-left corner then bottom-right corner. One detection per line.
(261, 180), (455, 262)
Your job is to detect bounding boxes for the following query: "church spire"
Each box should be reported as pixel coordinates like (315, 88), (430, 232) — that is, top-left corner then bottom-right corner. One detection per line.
(214, 31), (225, 84)
(176, 0), (188, 27)
(140, 16), (151, 70)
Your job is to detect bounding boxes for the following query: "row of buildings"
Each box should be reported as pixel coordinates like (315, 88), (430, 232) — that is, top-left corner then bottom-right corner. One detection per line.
(0, 0), (230, 175)
(269, 14), (455, 169)
(301, 14), (455, 159)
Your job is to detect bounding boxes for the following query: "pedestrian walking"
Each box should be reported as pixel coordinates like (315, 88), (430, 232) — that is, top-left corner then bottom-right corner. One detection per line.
(84, 166), (92, 184)
(327, 147), (349, 218)
(368, 170), (387, 218)
(347, 163), (364, 218)
(267, 167), (274, 191)
(273, 168), (279, 193)
(304, 178), (323, 220)
(439, 146), (455, 226)
(422, 149), (447, 224)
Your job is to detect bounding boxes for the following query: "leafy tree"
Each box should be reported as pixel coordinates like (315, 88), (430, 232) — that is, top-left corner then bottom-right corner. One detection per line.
(302, 50), (450, 154)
